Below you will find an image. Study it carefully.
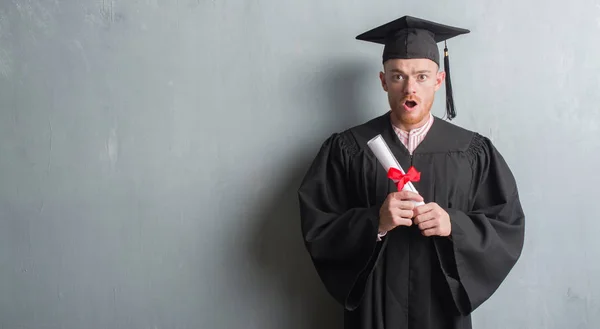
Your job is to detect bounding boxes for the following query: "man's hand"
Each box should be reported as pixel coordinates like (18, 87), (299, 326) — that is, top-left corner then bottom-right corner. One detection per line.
(379, 191), (424, 233)
(412, 202), (451, 237)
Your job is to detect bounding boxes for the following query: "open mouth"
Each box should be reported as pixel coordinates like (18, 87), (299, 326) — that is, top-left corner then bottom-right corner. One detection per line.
(404, 100), (418, 109)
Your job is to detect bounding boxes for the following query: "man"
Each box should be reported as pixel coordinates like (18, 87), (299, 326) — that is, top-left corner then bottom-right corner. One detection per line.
(297, 15), (525, 329)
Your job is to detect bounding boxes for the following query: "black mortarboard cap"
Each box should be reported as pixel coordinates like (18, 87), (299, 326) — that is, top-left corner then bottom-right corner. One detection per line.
(356, 16), (470, 120)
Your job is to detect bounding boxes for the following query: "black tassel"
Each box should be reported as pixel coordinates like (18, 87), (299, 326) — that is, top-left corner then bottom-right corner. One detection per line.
(444, 41), (456, 120)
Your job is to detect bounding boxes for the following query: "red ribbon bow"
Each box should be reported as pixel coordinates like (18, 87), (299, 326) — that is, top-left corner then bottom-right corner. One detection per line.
(387, 166), (421, 191)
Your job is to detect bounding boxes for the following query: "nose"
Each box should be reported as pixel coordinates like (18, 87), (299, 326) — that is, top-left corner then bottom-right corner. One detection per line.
(404, 77), (417, 95)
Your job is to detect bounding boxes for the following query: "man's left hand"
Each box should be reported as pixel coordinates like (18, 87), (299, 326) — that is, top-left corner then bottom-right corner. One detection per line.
(412, 202), (451, 237)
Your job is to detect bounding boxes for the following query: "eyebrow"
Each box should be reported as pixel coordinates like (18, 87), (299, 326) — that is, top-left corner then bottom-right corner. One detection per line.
(388, 69), (432, 74)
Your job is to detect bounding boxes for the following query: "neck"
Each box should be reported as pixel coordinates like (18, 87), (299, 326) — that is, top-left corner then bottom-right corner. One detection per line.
(390, 112), (432, 132)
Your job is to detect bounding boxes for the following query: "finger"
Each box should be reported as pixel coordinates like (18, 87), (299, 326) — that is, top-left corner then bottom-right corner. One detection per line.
(417, 219), (437, 231)
(396, 200), (417, 210)
(421, 227), (438, 237)
(393, 216), (413, 227)
(413, 203), (435, 216)
(391, 209), (413, 226)
(393, 190), (424, 202)
(413, 211), (436, 225)
(390, 208), (414, 220)
(389, 199), (419, 211)
(396, 209), (414, 220)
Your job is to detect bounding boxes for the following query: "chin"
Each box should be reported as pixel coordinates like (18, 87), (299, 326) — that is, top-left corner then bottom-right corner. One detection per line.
(392, 107), (428, 125)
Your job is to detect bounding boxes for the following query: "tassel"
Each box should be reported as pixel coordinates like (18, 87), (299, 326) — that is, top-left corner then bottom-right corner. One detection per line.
(444, 41), (456, 120)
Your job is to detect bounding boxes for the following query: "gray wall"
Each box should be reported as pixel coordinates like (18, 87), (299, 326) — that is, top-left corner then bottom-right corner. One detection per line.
(1, 1), (598, 328)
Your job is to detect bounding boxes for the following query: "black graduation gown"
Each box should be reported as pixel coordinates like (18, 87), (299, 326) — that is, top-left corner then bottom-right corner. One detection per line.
(297, 112), (525, 329)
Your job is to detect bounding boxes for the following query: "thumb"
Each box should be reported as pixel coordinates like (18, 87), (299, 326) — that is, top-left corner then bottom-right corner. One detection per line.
(394, 191), (424, 202)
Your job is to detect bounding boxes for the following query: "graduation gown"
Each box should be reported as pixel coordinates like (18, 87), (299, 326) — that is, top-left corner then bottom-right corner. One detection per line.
(297, 112), (525, 329)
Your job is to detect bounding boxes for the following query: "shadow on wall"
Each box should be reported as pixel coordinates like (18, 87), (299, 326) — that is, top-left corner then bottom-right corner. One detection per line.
(246, 59), (377, 328)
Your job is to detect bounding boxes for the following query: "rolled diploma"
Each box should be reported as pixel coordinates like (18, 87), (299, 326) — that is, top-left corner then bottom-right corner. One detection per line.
(367, 134), (425, 206)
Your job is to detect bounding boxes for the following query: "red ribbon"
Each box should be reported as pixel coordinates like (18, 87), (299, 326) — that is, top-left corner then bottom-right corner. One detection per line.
(387, 166), (421, 191)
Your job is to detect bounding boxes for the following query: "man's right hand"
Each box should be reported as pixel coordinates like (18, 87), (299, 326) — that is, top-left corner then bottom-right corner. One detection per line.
(378, 191), (424, 233)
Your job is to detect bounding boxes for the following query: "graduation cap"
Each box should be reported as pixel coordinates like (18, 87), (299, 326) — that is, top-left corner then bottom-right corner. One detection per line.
(356, 16), (470, 120)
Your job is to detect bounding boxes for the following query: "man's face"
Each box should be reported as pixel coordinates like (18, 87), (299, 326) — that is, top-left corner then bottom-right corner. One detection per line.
(379, 58), (445, 129)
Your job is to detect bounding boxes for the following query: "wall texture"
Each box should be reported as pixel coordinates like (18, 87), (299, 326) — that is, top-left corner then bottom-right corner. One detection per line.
(1, 1), (599, 328)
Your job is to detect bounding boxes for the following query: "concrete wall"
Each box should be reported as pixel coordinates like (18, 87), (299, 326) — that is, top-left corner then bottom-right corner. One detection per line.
(1, 0), (598, 328)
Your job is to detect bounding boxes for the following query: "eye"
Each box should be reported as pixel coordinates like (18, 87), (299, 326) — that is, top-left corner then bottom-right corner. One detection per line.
(418, 74), (428, 81)
(392, 75), (404, 81)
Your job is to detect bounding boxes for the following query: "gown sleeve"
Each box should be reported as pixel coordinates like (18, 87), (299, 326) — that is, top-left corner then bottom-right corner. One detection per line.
(435, 133), (526, 315)
(297, 132), (384, 311)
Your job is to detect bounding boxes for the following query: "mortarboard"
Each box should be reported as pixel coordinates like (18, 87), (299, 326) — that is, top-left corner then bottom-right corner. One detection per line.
(356, 16), (470, 120)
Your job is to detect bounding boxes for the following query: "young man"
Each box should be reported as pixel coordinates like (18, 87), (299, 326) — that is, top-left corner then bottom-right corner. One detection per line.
(297, 16), (525, 329)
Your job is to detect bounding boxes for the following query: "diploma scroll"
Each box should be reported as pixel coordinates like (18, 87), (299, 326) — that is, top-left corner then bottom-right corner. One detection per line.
(367, 134), (425, 206)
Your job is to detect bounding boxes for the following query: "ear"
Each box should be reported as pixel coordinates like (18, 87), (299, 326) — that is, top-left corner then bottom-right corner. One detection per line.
(434, 70), (446, 92)
(379, 71), (388, 92)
